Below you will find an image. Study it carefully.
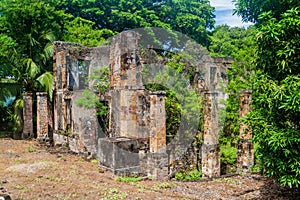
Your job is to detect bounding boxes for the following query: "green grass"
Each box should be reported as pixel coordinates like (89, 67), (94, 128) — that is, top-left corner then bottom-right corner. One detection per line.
(116, 176), (143, 183)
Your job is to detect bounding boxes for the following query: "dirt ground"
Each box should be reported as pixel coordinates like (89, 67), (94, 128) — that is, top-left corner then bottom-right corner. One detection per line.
(0, 138), (299, 200)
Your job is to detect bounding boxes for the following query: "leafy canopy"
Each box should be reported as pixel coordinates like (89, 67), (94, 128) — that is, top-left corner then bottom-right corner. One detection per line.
(233, 0), (300, 23)
(55, 0), (215, 46)
(247, 7), (300, 188)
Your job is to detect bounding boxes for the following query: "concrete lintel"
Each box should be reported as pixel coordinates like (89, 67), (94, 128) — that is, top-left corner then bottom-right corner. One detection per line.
(36, 92), (47, 96)
(149, 91), (166, 96)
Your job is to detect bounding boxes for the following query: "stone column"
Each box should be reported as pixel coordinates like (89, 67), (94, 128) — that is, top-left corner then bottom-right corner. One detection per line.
(202, 91), (220, 178)
(109, 31), (145, 139)
(149, 91), (166, 153)
(237, 90), (254, 172)
(36, 92), (48, 140)
(148, 91), (168, 180)
(23, 92), (33, 139)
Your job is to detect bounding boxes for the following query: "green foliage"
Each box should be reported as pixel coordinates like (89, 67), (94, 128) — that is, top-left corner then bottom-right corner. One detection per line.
(36, 72), (54, 99)
(175, 169), (202, 181)
(143, 50), (203, 144)
(12, 97), (24, 132)
(55, 0), (215, 46)
(100, 188), (127, 200)
(0, 34), (16, 77)
(246, 7), (300, 188)
(27, 147), (35, 153)
(0, 79), (22, 103)
(63, 17), (115, 47)
(0, 0), (61, 100)
(233, 0), (300, 23)
(75, 66), (110, 133)
(209, 25), (257, 60)
(89, 67), (110, 94)
(116, 176), (143, 183)
(90, 159), (98, 164)
(148, 0), (215, 46)
(75, 90), (99, 109)
(249, 73), (300, 188)
(145, 84), (181, 143)
(220, 142), (237, 173)
(256, 8), (300, 81)
(0, 96), (24, 134)
(209, 25), (257, 144)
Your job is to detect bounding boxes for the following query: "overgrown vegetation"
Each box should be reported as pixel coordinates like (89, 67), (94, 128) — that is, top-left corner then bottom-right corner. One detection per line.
(175, 169), (202, 181)
(75, 67), (110, 134)
(0, 0), (299, 188)
(209, 25), (257, 174)
(232, 0), (300, 188)
(116, 176), (143, 183)
(247, 7), (300, 188)
(220, 142), (237, 174)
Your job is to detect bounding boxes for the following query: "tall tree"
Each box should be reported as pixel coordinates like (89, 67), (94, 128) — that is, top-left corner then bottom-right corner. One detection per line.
(233, 0), (300, 23)
(0, 0), (67, 96)
(55, 0), (215, 46)
(62, 17), (115, 47)
(233, 0), (300, 187)
(248, 7), (300, 188)
(0, 0), (67, 132)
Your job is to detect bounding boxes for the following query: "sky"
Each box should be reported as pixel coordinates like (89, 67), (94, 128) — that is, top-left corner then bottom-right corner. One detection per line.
(210, 0), (254, 27)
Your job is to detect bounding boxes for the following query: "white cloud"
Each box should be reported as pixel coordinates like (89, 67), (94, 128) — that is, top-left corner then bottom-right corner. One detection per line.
(210, 0), (254, 27)
(210, 0), (235, 10)
(217, 14), (248, 27)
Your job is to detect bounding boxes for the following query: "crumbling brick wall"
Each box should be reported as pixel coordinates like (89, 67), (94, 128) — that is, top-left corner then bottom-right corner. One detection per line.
(52, 42), (109, 156)
(237, 90), (254, 172)
(51, 31), (238, 180)
(23, 92), (33, 139)
(36, 92), (49, 139)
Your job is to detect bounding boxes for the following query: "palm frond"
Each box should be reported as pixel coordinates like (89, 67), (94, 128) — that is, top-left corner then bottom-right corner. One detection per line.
(37, 72), (54, 99)
(25, 58), (40, 78)
(43, 32), (56, 43)
(41, 42), (54, 65)
(28, 33), (40, 47)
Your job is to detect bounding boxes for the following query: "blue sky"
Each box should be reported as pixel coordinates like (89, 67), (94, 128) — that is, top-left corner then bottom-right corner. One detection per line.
(210, 0), (254, 27)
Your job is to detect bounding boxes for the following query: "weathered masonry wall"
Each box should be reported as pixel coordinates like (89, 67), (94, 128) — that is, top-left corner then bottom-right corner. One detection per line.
(149, 91), (166, 153)
(48, 31), (254, 180)
(36, 92), (49, 139)
(53, 42), (109, 156)
(23, 92), (34, 139)
(98, 31), (169, 178)
(108, 31), (148, 139)
(202, 91), (220, 178)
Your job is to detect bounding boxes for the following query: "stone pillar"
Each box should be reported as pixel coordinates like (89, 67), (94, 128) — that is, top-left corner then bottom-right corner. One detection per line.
(148, 91), (168, 180)
(237, 90), (254, 172)
(36, 92), (48, 139)
(202, 91), (220, 178)
(149, 91), (166, 153)
(109, 31), (149, 139)
(23, 92), (33, 139)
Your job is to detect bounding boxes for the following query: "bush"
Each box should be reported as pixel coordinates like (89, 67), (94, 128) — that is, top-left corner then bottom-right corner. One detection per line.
(175, 169), (202, 181)
(220, 142), (237, 174)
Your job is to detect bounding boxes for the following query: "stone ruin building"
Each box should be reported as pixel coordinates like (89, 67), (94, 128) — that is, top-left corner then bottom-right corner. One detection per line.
(22, 30), (254, 180)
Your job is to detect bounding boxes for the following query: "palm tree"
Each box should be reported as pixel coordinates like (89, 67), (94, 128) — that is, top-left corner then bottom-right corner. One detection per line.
(0, 0), (63, 137)
(0, 32), (55, 137)
(9, 32), (55, 97)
